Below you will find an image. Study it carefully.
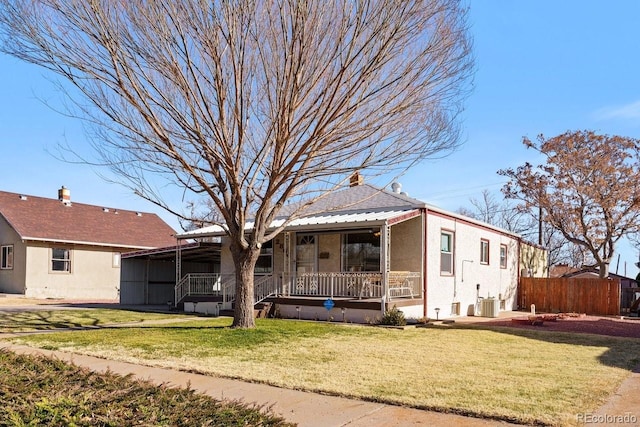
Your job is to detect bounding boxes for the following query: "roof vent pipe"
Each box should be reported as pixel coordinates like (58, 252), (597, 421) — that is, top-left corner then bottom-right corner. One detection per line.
(391, 182), (402, 194)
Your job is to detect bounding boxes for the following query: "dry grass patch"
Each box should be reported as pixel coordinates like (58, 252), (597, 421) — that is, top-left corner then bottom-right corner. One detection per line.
(11, 319), (640, 426)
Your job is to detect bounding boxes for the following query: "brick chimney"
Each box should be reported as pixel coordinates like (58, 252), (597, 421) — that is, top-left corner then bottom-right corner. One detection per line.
(349, 172), (363, 187)
(58, 186), (71, 206)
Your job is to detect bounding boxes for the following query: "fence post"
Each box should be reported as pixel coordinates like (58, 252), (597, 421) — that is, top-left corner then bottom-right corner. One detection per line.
(331, 275), (334, 299)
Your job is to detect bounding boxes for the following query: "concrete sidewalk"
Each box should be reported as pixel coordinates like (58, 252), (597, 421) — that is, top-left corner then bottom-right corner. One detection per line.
(589, 368), (640, 427)
(1, 342), (517, 427)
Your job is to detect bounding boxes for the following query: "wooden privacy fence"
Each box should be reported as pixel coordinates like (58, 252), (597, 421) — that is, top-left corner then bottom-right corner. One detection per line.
(519, 277), (620, 316)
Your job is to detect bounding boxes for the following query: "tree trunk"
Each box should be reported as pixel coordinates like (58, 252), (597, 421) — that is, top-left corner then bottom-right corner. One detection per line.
(230, 243), (261, 328)
(597, 260), (610, 278)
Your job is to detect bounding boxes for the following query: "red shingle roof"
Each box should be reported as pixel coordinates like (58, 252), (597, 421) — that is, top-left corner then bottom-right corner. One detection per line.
(0, 190), (176, 249)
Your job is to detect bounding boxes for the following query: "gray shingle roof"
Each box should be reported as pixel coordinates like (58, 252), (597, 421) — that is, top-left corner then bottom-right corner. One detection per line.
(178, 184), (426, 238)
(279, 183), (426, 217)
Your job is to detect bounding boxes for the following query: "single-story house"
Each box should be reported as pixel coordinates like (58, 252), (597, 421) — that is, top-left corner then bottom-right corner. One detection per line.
(175, 178), (547, 322)
(0, 186), (176, 300)
(560, 267), (637, 286)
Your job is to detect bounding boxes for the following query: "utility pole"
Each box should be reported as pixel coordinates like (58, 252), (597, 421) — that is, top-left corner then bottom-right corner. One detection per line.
(537, 186), (544, 247)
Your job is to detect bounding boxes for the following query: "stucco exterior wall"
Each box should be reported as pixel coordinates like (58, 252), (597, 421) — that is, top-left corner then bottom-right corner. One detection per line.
(0, 215), (26, 294)
(220, 241), (234, 276)
(520, 242), (548, 278)
(389, 217), (422, 272)
(317, 233), (341, 272)
(24, 242), (121, 300)
(272, 234), (285, 275)
(425, 211), (520, 320)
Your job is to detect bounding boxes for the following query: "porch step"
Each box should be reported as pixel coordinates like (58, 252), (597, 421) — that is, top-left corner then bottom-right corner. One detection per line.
(220, 302), (275, 319)
(254, 302), (274, 318)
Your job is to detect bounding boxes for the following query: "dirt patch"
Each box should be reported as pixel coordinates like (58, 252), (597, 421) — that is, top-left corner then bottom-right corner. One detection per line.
(0, 295), (119, 307)
(477, 315), (640, 339)
(0, 296), (66, 306)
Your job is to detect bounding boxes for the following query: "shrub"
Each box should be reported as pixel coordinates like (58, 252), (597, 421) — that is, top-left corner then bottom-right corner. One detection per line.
(379, 306), (406, 326)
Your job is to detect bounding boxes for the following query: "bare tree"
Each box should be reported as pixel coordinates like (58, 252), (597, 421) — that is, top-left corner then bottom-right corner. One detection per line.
(500, 131), (640, 278)
(0, 0), (473, 327)
(457, 189), (532, 233)
(458, 189), (588, 271)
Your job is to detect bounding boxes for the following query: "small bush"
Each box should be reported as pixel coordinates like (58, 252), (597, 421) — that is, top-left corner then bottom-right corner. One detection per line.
(379, 306), (406, 326)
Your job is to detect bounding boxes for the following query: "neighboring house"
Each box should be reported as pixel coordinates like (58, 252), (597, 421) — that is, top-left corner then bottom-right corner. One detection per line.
(0, 187), (176, 300)
(560, 267), (637, 286)
(176, 178), (547, 321)
(549, 264), (579, 278)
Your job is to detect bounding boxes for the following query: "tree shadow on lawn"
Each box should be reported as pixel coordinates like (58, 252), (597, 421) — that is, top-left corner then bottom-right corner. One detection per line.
(440, 319), (640, 372)
(0, 310), (95, 331)
(0, 308), (195, 333)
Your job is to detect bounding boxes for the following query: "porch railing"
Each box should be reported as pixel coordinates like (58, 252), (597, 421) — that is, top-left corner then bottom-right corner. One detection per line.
(172, 273), (277, 309)
(177, 271), (422, 306)
(386, 271), (422, 299)
(254, 274), (279, 303)
(280, 271), (422, 300)
(221, 274), (277, 309)
(175, 273), (225, 304)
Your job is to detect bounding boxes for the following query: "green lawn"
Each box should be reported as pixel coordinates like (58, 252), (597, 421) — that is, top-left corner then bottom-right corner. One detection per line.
(8, 318), (640, 426)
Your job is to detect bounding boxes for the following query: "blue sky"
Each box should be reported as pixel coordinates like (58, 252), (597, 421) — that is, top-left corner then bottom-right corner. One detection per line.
(1, 1), (640, 276)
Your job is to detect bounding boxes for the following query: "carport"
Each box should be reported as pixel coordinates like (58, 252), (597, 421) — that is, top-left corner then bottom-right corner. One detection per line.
(120, 242), (221, 305)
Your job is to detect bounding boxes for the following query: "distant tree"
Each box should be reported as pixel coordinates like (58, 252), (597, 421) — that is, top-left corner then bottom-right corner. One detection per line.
(458, 189), (589, 271)
(500, 130), (640, 278)
(0, 0), (474, 328)
(457, 189), (530, 233)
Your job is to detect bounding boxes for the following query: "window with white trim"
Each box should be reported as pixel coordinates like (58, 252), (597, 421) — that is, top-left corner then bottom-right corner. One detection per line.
(480, 239), (490, 265)
(440, 231), (454, 275)
(500, 244), (508, 269)
(1, 245), (13, 270)
(51, 247), (71, 273)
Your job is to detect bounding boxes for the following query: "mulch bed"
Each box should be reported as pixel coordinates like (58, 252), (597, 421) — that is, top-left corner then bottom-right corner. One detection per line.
(478, 314), (640, 339)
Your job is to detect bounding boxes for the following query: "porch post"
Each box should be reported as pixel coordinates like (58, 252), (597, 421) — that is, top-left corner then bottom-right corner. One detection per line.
(380, 223), (390, 315)
(174, 237), (182, 306)
(284, 232), (291, 295)
(176, 238), (182, 283)
(422, 209), (428, 318)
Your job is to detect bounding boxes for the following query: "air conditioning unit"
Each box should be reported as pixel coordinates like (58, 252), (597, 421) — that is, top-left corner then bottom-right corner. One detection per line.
(481, 298), (500, 318)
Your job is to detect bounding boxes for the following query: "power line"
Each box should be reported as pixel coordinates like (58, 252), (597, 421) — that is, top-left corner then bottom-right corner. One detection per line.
(411, 180), (507, 201)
